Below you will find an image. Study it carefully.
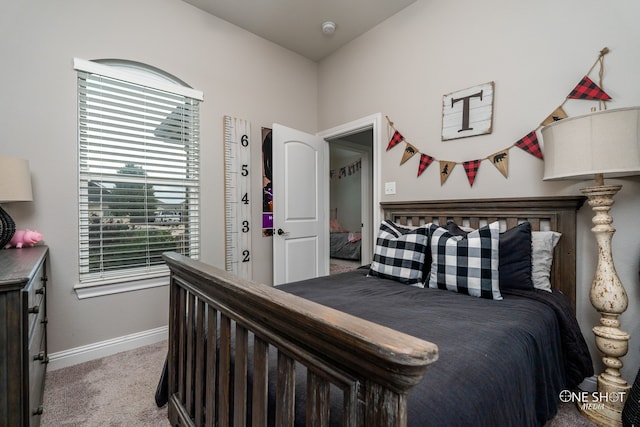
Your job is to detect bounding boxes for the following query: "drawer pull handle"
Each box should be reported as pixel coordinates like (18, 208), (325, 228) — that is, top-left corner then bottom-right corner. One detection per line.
(36, 287), (45, 295)
(28, 306), (39, 314)
(33, 406), (44, 416)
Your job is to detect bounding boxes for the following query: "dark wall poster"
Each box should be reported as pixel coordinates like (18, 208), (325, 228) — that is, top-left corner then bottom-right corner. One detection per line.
(262, 128), (273, 236)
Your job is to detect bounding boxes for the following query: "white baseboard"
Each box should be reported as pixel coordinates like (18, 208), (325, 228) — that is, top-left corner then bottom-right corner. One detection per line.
(47, 325), (168, 371)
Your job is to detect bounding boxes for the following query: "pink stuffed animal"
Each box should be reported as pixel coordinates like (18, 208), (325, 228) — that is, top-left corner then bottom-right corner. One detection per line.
(5, 229), (43, 249)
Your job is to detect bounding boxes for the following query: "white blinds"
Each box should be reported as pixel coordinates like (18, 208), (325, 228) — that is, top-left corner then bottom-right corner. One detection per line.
(77, 61), (200, 283)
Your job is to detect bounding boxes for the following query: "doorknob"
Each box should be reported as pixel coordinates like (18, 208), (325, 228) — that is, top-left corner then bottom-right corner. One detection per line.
(277, 228), (288, 236)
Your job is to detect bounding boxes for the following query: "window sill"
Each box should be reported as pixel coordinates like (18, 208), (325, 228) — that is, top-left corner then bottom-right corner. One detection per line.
(74, 274), (169, 299)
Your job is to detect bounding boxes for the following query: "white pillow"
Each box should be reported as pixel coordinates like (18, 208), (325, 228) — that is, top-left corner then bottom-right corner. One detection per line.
(531, 231), (562, 292)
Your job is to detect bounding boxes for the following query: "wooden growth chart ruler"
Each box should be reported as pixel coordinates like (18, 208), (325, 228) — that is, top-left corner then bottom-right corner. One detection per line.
(224, 115), (252, 279)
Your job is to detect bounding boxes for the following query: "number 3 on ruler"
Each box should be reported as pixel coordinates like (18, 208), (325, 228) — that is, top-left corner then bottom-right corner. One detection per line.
(224, 116), (252, 279)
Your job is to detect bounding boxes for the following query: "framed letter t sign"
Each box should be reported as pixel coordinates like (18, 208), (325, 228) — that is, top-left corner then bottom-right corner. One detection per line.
(442, 81), (494, 141)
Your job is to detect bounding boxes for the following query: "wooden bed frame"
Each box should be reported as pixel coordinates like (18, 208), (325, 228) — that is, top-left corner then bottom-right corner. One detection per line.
(163, 196), (585, 427)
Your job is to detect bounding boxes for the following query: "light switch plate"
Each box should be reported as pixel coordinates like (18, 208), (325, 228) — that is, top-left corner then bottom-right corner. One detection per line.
(384, 181), (396, 195)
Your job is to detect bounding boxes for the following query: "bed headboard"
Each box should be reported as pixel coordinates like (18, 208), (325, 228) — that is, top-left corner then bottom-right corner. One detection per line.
(380, 196), (585, 310)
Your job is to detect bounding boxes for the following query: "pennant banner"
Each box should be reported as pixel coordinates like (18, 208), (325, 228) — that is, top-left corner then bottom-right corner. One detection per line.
(515, 131), (544, 160)
(568, 76), (611, 100)
(417, 153), (434, 177)
(490, 149), (509, 178)
(400, 143), (418, 165)
(439, 161), (456, 186)
(541, 106), (568, 126)
(330, 159), (361, 180)
(463, 160), (481, 186)
(384, 47), (613, 186)
(387, 130), (404, 151)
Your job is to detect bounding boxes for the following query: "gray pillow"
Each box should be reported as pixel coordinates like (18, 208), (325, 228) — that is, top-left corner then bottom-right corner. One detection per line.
(531, 231), (562, 292)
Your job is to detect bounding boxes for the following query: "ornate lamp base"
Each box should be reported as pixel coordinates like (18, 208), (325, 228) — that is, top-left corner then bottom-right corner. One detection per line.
(577, 184), (630, 427)
(0, 205), (17, 248)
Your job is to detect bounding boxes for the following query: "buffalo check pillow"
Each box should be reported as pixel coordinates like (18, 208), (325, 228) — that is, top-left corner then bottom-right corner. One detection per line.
(428, 221), (502, 300)
(369, 220), (430, 285)
(445, 221), (534, 291)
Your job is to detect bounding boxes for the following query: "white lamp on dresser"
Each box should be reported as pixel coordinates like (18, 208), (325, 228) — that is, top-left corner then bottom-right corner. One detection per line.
(542, 106), (640, 426)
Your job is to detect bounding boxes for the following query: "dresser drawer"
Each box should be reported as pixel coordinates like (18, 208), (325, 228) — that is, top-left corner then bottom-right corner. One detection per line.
(0, 246), (49, 427)
(29, 332), (47, 427)
(26, 260), (46, 340)
(28, 298), (47, 362)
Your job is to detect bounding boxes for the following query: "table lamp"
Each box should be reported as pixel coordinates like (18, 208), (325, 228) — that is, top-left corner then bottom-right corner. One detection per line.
(542, 106), (640, 426)
(0, 155), (33, 248)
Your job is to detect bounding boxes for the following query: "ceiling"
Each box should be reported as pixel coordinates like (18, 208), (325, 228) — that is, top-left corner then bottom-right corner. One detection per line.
(181, 0), (417, 62)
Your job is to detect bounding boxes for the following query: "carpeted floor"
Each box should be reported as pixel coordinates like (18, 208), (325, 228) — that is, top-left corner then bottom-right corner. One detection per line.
(330, 259), (361, 275)
(41, 341), (169, 427)
(41, 340), (597, 426)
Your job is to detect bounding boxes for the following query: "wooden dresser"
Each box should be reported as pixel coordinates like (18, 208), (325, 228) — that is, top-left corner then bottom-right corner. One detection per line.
(0, 246), (49, 427)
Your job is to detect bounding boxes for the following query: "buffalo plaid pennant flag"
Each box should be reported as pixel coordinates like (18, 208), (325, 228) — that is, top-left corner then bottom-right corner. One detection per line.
(515, 131), (543, 159)
(386, 130), (404, 151)
(568, 76), (611, 100)
(463, 160), (481, 186)
(417, 153), (434, 177)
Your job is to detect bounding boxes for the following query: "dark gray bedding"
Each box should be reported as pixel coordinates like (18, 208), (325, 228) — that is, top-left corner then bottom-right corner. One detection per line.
(278, 267), (593, 427)
(156, 266), (592, 426)
(329, 232), (361, 260)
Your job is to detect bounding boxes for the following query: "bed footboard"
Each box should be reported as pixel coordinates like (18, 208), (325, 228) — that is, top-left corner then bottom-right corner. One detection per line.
(163, 253), (438, 427)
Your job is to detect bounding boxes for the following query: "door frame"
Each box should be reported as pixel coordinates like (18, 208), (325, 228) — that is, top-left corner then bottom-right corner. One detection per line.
(317, 113), (382, 264)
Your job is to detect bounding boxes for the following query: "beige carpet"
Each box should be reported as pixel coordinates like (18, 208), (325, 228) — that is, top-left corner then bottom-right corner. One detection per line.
(329, 259), (360, 275)
(41, 341), (169, 427)
(41, 340), (596, 426)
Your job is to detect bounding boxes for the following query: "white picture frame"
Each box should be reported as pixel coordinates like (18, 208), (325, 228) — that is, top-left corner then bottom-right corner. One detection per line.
(442, 81), (494, 141)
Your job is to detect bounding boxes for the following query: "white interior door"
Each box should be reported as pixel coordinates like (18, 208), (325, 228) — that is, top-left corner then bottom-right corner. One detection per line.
(272, 124), (329, 286)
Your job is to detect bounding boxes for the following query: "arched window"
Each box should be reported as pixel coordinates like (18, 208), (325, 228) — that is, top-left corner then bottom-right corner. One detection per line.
(74, 58), (203, 297)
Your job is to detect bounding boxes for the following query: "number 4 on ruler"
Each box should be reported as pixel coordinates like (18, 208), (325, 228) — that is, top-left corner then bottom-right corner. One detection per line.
(224, 116), (252, 279)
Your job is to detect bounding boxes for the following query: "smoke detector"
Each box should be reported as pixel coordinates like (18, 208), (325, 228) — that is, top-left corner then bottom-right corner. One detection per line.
(321, 21), (336, 35)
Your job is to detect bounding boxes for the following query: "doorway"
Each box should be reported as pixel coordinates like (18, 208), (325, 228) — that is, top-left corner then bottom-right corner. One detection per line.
(327, 132), (371, 273)
(319, 113), (382, 268)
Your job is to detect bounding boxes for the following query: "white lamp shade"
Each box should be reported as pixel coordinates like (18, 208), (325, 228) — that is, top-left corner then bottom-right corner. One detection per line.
(542, 106), (640, 181)
(0, 156), (33, 202)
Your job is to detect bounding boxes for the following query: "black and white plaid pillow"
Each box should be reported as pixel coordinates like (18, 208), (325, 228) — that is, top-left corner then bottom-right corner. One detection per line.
(427, 221), (501, 300)
(369, 220), (429, 285)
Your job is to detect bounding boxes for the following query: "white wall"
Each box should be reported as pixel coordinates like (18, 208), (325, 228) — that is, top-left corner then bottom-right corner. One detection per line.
(330, 146), (362, 232)
(317, 0), (640, 382)
(1, 0), (317, 355)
